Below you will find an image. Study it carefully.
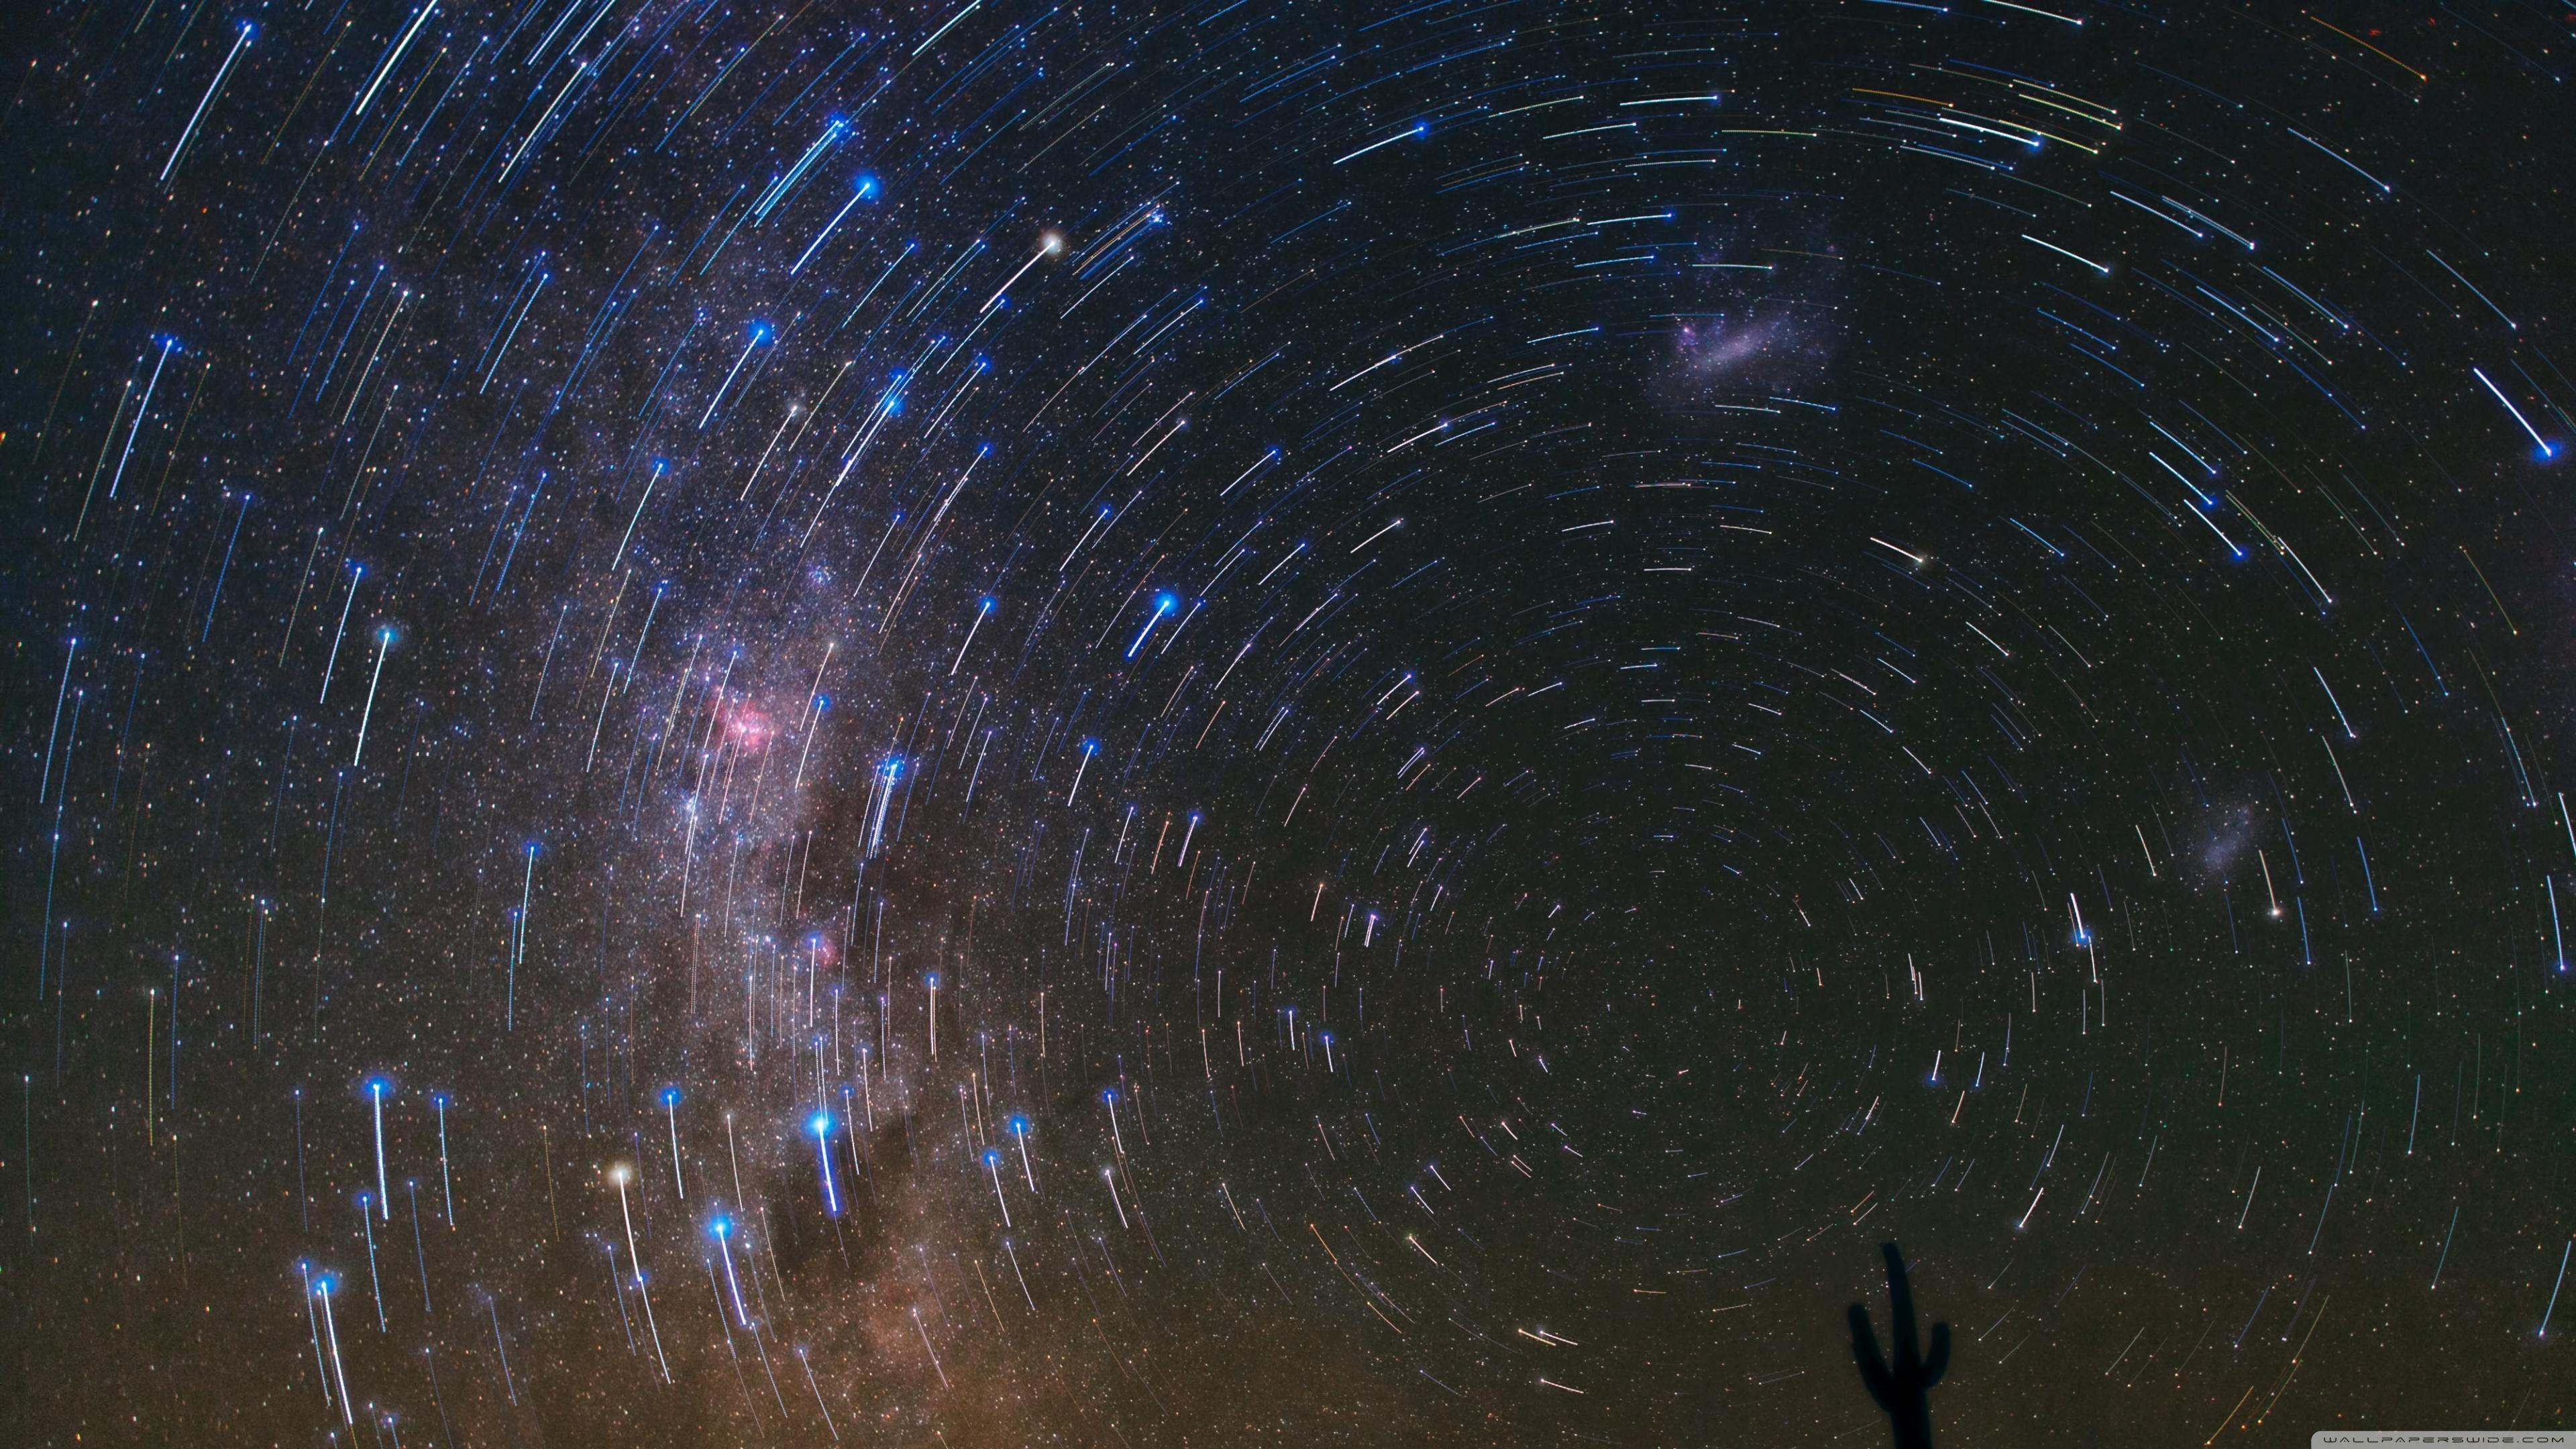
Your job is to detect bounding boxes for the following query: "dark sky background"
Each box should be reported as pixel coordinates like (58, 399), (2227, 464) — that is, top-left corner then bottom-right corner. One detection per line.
(3, 0), (2573, 1444)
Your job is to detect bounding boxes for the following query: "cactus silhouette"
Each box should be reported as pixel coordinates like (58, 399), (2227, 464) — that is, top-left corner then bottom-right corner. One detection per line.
(1848, 1242), (1950, 1449)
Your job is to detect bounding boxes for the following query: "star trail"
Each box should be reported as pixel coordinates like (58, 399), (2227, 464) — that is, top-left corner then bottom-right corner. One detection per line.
(4, 0), (2574, 1444)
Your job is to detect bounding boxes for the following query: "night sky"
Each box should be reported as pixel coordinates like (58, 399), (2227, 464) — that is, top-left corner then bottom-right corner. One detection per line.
(5, 0), (2575, 1444)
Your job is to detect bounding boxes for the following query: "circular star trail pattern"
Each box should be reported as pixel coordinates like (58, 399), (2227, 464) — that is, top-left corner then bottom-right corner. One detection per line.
(5, 0), (2575, 1444)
